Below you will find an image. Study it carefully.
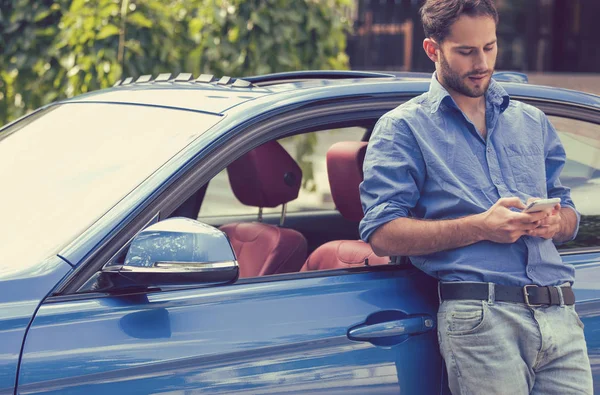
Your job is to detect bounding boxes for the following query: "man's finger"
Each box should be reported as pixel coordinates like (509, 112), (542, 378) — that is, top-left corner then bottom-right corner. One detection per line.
(524, 222), (542, 231)
(539, 215), (560, 227)
(497, 197), (526, 210)
(515, 210), (548, 224)
(528, 228), (553, 238)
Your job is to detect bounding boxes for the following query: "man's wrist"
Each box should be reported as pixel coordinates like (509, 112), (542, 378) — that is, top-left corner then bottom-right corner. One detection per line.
(553, 209), (573, 243)
(461, 213), (487, 243)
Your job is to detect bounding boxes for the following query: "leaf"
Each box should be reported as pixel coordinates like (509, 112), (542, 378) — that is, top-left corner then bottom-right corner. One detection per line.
(96, 24), (120, 40)
(34, 8), (52, 23)
(127, 12), (153, 29)
(227, 26), (239, 43)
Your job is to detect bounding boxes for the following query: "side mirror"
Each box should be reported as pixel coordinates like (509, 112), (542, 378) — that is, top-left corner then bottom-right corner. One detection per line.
(98, 217), (238, 292)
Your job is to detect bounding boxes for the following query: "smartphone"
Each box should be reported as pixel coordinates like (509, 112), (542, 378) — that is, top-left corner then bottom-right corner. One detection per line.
(522, 198), (561, 213)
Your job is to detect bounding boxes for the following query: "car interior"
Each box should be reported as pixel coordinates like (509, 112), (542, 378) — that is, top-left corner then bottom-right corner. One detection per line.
(167, 122), (394, 280)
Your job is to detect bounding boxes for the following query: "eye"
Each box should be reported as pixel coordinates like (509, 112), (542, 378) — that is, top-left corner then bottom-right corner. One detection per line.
(459, 50), (472, 56)
(484, 46), (494, 52)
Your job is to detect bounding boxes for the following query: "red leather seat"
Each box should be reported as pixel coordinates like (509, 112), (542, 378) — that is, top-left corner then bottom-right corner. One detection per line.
(301, 141), (389, 272)
(220, 141), (308, 278)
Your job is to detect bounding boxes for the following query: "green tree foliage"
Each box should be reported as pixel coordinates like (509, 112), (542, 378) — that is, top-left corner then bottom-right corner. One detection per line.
(186, 0), (351, 76)
(0, 0), (69, 122)
(0, 0), (351, 126)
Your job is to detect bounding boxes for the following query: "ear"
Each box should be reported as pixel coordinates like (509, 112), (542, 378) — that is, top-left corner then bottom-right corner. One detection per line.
(423, 38), (439, 62)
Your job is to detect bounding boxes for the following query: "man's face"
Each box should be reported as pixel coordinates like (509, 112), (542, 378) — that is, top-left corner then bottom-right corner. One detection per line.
(436, 15), (498, 98)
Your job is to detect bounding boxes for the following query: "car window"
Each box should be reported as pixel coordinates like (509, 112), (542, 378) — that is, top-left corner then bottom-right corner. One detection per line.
(0, 103), (221, 279)
(198, 127), (366, 217)
(549, 116), (600, 250)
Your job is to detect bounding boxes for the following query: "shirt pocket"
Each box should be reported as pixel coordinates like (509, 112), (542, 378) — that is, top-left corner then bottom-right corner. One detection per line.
(503, 143), (546, 197)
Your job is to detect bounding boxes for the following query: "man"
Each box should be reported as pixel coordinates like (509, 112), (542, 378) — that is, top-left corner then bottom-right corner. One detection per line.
(359, 0), (592, 393)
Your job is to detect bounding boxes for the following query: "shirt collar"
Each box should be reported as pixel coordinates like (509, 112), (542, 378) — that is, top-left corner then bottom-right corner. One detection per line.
(486, 77), (511, 113)
(428, 72), (510, 114)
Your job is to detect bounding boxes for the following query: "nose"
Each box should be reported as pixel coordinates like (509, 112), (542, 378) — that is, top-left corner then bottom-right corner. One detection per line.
(474, 50), (489, 72)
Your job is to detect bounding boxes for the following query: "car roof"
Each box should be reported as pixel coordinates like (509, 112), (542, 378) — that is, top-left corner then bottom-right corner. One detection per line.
(61, 71), (600, 114)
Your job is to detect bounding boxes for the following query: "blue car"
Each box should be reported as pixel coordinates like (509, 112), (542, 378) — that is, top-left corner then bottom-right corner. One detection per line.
(1, 71), (600, 394)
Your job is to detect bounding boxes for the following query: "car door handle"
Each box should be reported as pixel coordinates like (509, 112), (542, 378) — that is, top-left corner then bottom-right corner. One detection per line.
(348, 315), (434, 340)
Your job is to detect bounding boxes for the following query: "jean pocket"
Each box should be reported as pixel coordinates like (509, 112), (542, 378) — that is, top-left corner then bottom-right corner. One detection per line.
(568, 305), (585, 330)
(444, 300), (487, 335)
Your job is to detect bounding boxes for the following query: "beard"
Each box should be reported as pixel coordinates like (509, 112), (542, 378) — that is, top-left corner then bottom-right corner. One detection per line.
(438, 50), (493, 98)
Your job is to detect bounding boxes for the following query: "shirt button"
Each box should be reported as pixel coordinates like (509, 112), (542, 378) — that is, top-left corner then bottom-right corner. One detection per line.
(527, 267), (533, 273)
(487, 147), (492, 153)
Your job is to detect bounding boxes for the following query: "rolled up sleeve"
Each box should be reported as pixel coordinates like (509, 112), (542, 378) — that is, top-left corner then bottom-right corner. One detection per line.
(359, 116), (426, 242)
(543, 114), (581, 242)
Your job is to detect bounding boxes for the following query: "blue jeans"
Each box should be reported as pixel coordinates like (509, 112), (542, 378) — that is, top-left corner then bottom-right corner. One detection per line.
(437, 295), (593, 394)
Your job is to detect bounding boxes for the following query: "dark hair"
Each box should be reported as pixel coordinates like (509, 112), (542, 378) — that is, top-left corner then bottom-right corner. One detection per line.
(420, 0), (499, 42)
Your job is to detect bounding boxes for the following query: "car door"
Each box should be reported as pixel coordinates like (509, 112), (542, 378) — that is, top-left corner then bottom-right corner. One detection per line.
(16, 266), (442, 394)
(16, 96), (444, 395)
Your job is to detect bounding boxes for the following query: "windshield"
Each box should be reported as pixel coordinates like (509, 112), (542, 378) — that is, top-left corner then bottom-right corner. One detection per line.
(0, 103), (221, 278)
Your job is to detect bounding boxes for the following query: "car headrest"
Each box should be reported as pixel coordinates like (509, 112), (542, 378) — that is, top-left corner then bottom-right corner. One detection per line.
(327, 141), (367, 222)
(227, 140), (302, 208)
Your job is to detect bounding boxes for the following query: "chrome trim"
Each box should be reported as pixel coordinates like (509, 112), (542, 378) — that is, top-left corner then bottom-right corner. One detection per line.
(559, 247), (600, 256)
(121, 260), (238, 273)
(280, 203), (287, 227)
(512, 96), (600, 115)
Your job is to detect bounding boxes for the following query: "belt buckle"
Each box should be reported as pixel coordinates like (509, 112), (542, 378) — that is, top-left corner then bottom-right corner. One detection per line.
(523, 285), (542, 307)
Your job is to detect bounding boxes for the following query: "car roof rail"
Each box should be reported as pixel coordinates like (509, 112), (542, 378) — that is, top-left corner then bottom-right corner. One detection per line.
(244, 70), (396, 85)
(113, 73), (255, 88)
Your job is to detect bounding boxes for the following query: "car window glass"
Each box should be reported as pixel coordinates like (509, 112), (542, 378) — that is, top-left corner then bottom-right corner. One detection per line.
(549, 116), (600, 250)
(198, 127), (366, 217)
(0, 104), (221, 278)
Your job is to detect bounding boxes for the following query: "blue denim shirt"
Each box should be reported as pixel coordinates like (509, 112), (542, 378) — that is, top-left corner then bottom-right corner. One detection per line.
(359, 74), (580, 287)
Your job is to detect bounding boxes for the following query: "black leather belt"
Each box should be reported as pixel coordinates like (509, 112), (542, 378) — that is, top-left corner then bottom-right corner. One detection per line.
(439, 282), (575, 306)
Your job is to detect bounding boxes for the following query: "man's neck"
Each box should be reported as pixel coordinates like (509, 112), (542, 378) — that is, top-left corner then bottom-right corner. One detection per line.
(437, 77), (488, 138)
(442, 82), (486, 115)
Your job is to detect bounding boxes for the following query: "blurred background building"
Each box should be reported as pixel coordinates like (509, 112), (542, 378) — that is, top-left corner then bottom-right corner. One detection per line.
(347, 0), (599, 73)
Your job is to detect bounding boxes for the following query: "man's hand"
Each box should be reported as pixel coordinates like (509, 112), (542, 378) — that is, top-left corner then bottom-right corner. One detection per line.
(525, 197), (562, 239)
(478, 197), (549, 243)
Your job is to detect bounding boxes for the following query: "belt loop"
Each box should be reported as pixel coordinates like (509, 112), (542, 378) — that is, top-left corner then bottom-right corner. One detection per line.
(488, 282), (495, 305)
(555, 286), (565, 307)
(438, 282), (443, 304)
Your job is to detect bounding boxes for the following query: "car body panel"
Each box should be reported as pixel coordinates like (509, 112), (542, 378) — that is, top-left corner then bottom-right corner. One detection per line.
(559, 253), (600, 393)
(0, 256), (72, 394)
(568, 252), (600, 302)
(18, 268), (442, 394)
